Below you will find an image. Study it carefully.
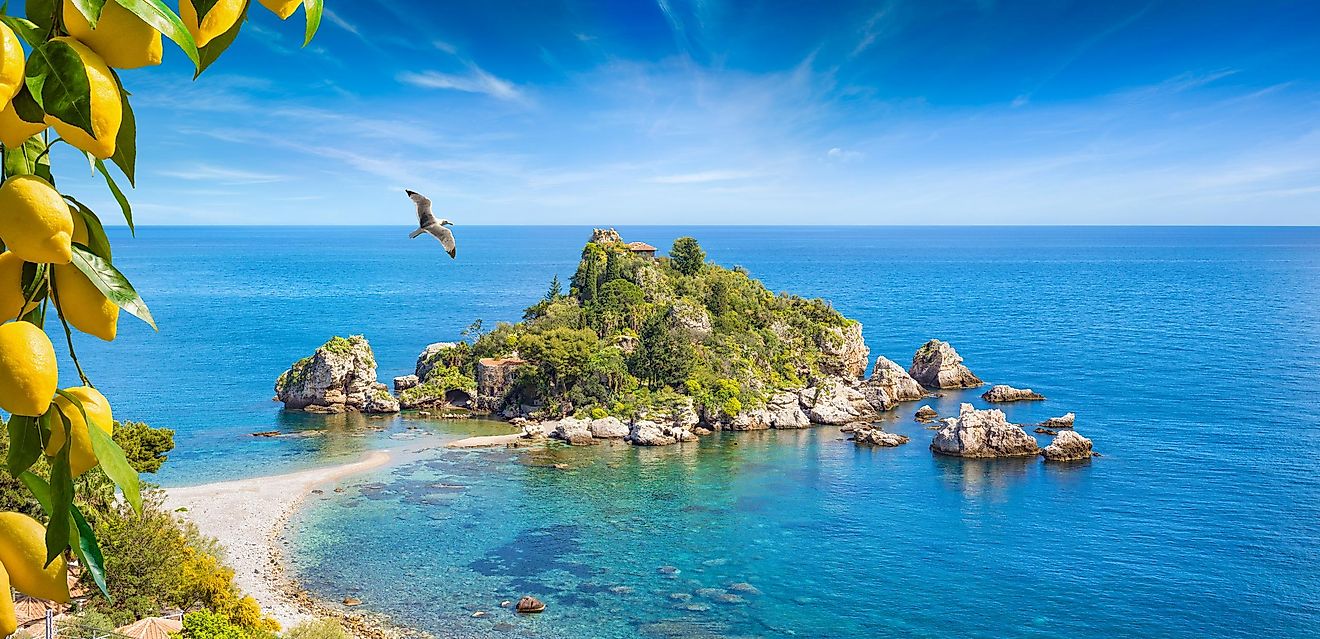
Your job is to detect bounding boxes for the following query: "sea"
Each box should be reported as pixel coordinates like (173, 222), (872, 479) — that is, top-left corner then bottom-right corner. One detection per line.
(65, 226), (1320, 638)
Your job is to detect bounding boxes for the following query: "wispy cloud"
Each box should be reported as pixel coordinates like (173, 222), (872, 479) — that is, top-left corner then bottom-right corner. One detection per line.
(398, 68), (527, 103)
(649, 170), (760, 184)
(157, 165), (288, 185)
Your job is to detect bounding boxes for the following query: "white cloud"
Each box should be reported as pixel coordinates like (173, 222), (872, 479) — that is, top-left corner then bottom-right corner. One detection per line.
(397, 68), (526, 102)
(648, 170), (759, 184)
(826, 147), (864, 162)
(157, 165), (288, 185)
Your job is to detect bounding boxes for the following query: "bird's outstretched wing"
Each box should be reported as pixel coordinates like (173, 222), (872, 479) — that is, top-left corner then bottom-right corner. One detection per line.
(425, 225), (457, 259)
(406, 190), (438, 227)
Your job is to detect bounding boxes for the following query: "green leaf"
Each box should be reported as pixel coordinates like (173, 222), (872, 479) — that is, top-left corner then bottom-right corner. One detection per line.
(69, 244), (156, 330)
(69, 0), (108, 26)
(23, 0), (55, 32)
(194, 2), (246, 78)
(0, 14), (44, 46)
(25, 39), (96, 138)
(65, 197), (113, 261)
(18, 471), (52, 512)
(3, 135), (54, 184)
(107, 78), (136, 186)
(10, 85), (47, 124)
(302, 0), (322, 47)
(113, 0), (200, 67)
(93, 159), (134, 233)
(190, 0), (221, 21)
(18, 261), (49, 318)
(70, 505), (110, 600)
(87, 417), (142, 514)
(6, 415), (42, 477)
(45, 431), (73, 566)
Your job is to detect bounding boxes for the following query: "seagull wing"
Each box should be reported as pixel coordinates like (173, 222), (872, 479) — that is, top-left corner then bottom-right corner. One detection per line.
(425, 225), (457, 259)
(406, 190), (438, 227)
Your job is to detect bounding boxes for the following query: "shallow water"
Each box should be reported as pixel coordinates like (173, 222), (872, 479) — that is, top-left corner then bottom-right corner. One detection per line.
(71, 226), (1320, 637)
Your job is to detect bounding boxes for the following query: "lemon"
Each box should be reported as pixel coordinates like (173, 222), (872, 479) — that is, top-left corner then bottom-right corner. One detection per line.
(259, 0), (302, 19)
(55, 264), (118, 341)
(47, 386), (114, 477)
(0, 512), (70, 603)
(0, 321), (58, 417)
(0, 23), (24, 103)
(0, 101), (47, 148)
(0, 252), (40, 320)
(181, 0), (246, 48)
(62, 0), (163, 69)
(0, 562), (15, 637)
(42, 38), (121, 159)
(0, 175), (75, 265)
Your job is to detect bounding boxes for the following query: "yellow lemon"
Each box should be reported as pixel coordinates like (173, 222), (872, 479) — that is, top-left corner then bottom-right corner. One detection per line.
(43, 38), (121, 159)
(0, 101), (47, 148)
(0, 321), (58, 417)
(0, 562), (15, 637)
(54, 264), (118, 341)
(258, 0), (301, 19)
(0, 175), (74, 265)
(62, 0), (163, 69)
(0, 23), (24, 103)
(0, 252), (40, 320)
(47, 386), (113, 478)
(181, 0), (245, 48)
(0, 512), (70, 603)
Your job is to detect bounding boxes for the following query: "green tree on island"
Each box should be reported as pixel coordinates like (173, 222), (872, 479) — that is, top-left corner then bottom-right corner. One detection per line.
(670, 236), (706, 276)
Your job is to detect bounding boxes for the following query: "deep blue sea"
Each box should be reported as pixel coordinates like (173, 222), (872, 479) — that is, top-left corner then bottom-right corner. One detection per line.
(72, 226), (1320, 638)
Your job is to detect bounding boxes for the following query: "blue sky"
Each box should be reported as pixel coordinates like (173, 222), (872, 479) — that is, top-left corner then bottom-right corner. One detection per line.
(42, 0), (1320, 224)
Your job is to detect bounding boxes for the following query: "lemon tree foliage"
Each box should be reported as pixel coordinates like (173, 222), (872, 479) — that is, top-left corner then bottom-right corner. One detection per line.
(0, 0), (323, 626)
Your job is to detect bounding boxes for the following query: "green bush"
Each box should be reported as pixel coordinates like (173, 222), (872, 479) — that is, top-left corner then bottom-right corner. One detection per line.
(283, 619), (348, 639)
(182, 610), (248, 639)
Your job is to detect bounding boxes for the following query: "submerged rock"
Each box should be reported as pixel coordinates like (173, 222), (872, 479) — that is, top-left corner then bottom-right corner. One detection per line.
(275, 336), (399, 414)
(861, 356), (927, 410)
(908, 339), (983, 389)
(930, 403), (1039, 458)
(515, 596), (546, 613)
(1039, 412), (1076, 429)
(851, 426), (910, 447)
(1034, 427), (1059, 436)
(914, 405), (939, 422)
(815, 323), (870, 379)
(981, 384), (1046, 403)
(799, 379), (876, 425)
(1042, 429), (1095, 462)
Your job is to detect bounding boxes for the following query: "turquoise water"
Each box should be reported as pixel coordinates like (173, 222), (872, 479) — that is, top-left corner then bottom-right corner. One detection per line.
(74, 226), (1320, 638)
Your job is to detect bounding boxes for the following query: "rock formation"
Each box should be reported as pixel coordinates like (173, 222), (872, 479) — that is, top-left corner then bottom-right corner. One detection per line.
(799, 380), (876, 425)
(547, 417), (594, 446)
(861, 355), (927, 409)
(727, 391), (810, 430)
(627, 421), (697, 446)
(851, 426), (910, 447)
(668, 300), (713, 339)
(815, 323), (870, 379)
(1038, 413), (1076, 429)
(908, 339), (982, 389)
(393, 375), (419, 393)
(914, 405), (938, 422)
(589, 228), (624, 244)
(588, 417), (630, 439)
(1041, 429), (1094, 462)
(475, 356), (526, 410)
(414, 342), (460, 382)
(929, 403), (1039, 458)
(981, 385), (1046, 402)
(275, 336), (399, 414)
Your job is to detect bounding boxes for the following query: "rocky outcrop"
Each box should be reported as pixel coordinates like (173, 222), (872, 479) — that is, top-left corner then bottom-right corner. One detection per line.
(1042, 429), (1094, 462)
(799, 379), (876, 426)
(627, 421), (697, 446)
(668, 301), (712, 339)
(275, 336), (399, 414)
(914, 405), (938, 422)
(414, 342), (460, 382)
(861, 355), (927, 410)
(394, 375), (419, 393)
(588, 417), (629, 439)
(475, 356), (526, 410)
(929, 403), (1039, 458)
(589, 228), (624, 245)
(908, 339), (982, 389)
(1039, 413), (1075, 429)
(728, 391), (810, 430)
(815, 323), (869, 379)
(851, 426), (910, 447)
(547, 417), (594, 445)
(981, 385), (1045, 403)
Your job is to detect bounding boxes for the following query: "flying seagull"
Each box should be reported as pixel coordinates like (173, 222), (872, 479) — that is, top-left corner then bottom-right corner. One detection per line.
(406, 190), (456, 259)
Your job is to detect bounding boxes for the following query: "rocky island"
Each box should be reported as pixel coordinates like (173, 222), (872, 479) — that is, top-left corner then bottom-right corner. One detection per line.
(272, 230), (1098, 462)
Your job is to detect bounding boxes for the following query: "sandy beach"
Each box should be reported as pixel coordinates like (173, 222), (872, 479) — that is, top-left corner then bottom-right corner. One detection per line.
(163, 451), (394, 631)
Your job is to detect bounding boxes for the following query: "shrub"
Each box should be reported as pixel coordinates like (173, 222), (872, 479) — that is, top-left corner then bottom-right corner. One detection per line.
(284, 619), (349, 639)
